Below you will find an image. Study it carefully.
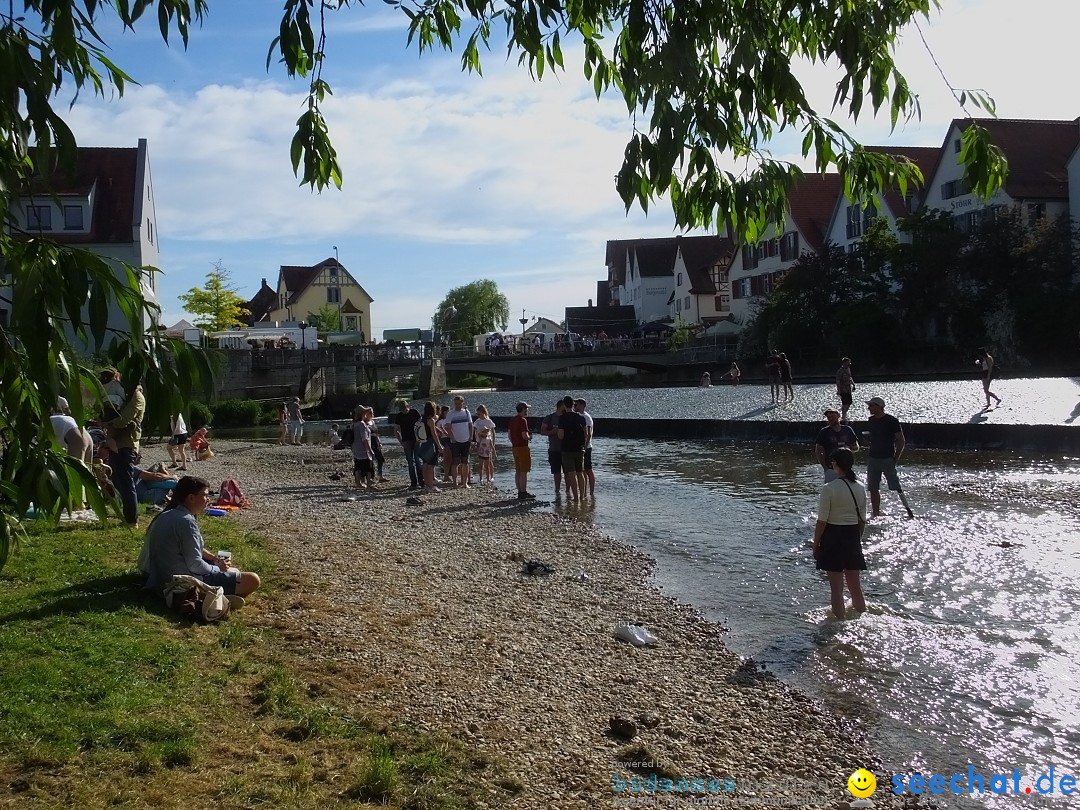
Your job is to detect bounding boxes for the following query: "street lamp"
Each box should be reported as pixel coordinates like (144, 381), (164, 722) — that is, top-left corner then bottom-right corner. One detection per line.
(298, 321), (309, 359)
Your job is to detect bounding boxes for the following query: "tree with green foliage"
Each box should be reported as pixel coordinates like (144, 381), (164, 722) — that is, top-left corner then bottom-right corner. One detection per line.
(271, 0), (1008, 237)
(179, 261), (251, 333)
(306, 303), (343, 333)
(433, 281), (510, 344)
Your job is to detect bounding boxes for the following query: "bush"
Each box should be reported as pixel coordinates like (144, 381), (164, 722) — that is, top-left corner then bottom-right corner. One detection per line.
(188, 401), (213, 429)
(209, 399), (263, 428)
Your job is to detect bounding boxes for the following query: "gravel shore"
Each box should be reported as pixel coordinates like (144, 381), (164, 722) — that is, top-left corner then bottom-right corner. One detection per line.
(174, 439), (882, 809)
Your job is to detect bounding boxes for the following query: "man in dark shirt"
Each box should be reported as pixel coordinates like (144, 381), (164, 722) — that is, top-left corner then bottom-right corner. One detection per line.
(556, 395), (587, 501)
(815, 408), (860, 482)
(540, 399), (567, 498)
(865, 396), (914, 519)
(393, 399), (422, 490)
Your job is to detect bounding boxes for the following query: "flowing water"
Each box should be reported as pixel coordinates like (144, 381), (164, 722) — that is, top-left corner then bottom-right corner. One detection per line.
(479, 438), (1080, 808)
(218, 378), (1080, 805)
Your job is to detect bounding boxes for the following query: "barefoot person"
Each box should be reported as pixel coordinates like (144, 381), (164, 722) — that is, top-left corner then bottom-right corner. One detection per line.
(978, 347), (1002, 409)
(138, 476), (261, 599)
(815, 408), (859, 483)
(508, 401), (536, 500)
(865, 396), (915, 519)
(812, 448), (867, 620)
(835, 357), (855, 421)
(574, 398), (596, 497)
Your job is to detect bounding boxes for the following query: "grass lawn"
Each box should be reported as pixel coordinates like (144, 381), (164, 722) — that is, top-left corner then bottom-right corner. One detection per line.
(0, 510), (496, 809)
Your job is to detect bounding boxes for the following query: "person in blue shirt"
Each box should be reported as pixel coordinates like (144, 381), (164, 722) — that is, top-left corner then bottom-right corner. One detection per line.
(138, 476), (261, 597)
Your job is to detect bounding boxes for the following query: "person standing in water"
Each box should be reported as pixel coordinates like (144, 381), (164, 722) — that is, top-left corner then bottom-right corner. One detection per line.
(835, 357), (855, 422)
(977, 347), (1002, 409)
(865, 396), (915, 519)
(813, 448), (868, 620)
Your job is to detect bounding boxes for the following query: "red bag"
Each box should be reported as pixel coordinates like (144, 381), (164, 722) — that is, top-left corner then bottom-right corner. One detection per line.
(216, 478), (250, 508)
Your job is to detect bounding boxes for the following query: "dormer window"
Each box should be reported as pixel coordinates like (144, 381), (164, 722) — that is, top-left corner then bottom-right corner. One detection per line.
(26, 205), (51, 230)
(64, 205), (84, 230)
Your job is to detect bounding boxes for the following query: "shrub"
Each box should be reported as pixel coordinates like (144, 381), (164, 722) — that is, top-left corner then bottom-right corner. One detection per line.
(188, 401), (213, 429)
(210, 399), (263, 428)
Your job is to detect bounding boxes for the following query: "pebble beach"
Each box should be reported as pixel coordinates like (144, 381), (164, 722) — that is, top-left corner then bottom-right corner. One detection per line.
(172, 439), (892, 809)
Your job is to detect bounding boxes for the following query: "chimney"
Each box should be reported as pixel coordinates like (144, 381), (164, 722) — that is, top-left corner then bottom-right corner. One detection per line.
(588, 298), (593, 307)
(261, 277), (267, 287)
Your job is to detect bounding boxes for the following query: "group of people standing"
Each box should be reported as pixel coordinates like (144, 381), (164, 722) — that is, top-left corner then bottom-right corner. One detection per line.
(387, 395), (596, 502)
(811, 392), (916, 619)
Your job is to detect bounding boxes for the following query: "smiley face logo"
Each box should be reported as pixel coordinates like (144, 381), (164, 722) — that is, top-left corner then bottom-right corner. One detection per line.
(848, 769), (877, 798)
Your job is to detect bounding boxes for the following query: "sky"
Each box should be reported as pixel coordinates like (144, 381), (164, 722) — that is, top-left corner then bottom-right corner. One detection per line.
(58, 0), (1080, 338)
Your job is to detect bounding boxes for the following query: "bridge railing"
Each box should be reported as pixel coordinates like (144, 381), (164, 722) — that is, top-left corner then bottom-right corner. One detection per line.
(438, 337), (675, 360)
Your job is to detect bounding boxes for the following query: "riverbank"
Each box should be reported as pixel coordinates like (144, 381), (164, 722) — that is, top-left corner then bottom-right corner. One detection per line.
(184, 439), (887, 808)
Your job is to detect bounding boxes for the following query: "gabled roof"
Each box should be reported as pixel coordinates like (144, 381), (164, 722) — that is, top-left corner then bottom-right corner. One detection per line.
(933, 118), (1079, 201)
(676, 234), (736, 294)
(864, 145), (941, 217)
(787, 173), (845, 253)
(634, 241), (679, 277)
(21, 147), (139, 245)
(244, 279), (277, 324)
(340, 298), (363, 314)
(278, 257), (374, 306)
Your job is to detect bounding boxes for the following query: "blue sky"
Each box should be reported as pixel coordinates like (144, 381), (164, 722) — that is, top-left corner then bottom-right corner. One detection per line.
(62, 0), (1080, 337)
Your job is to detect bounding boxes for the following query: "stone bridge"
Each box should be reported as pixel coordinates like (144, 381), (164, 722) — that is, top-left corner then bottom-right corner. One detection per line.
(217, 344), (731, 400)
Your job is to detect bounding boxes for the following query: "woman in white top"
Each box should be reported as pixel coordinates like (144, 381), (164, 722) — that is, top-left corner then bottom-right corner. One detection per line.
(812, 447), (869, 619)
(169, 412), (189, 470)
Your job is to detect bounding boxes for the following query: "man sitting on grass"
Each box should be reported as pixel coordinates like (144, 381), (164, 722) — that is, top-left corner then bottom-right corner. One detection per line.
(137, 476), (261, 600)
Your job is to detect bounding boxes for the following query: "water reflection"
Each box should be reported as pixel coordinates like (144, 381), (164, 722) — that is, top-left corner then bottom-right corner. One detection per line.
(493, 437), (1080, 809)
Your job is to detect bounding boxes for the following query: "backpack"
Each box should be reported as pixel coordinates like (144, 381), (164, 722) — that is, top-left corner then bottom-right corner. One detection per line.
(217, 478), (250, 508)
(415, 419), (428, 442)
(163, 574), (231, 622)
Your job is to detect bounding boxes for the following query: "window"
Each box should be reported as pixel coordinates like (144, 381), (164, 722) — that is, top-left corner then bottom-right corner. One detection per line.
(64, 206), (84, 230)
(732, 278), (751, 299)
(846, 204), (876, 239)
(741, 244), (759, 270)
(676, 298), (682, 313)
(954, 138), (962, 154)
(684, 295), (691, 309)
(327, 287), (341, 304)
(714, 294), (730, 312)
(779, 231), (800, 262)
(345, 316), (357, 331)
(329, 266), (338, 279)
(904, 194), (917, 213)
(941, 178), (972, 200)
(26, 205), (51, 230)
(710, 263), (728, 287)
(676, 272), (682, 286)
(1028, 203), (1046, 226)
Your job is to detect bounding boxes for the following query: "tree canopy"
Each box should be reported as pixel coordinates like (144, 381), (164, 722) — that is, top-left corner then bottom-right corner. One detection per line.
(434, 280), (510, 344)
(178, 262), (251, 333)
(272, 0), (1008, 238)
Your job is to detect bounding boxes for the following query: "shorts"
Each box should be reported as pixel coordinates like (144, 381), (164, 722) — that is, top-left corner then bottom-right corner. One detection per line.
(451, 441), (471, 463)
(288, 419), (303, 435)
(418, 441), (437, 464)
(547, 449), (562, 475)
(866, 456), (902, 492)
(584, 447), (593, 471)
(440, 436), (452, 449)
(169, 433), (189, 446)
(201, 567), (240, 594)
(512, 446), (531, 473)
(353, 457), (374, 476)
(561, 450), (585, 474)
(815, 523), (866, 572)
(839, 391), (853, 409)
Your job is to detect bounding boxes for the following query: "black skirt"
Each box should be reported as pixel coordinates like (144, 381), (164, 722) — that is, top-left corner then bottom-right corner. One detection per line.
(815, 523), (866, 572)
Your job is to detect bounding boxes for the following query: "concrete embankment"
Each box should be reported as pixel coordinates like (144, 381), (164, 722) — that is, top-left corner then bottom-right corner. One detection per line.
(492, 416), (1080, 453)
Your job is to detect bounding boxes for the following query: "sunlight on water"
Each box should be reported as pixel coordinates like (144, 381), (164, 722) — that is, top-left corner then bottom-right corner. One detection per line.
(493, 437), (1080, 809)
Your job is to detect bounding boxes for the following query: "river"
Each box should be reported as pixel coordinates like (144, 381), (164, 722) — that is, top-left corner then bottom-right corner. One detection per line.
(220, 379), (1080, 806)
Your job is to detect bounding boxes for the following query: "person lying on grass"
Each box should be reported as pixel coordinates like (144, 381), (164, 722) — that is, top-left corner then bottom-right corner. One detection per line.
(137, 475), (261, 598)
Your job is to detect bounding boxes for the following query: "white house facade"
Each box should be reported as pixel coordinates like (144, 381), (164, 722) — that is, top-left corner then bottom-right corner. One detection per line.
(666, 235), (736, 325)
(728, 173), (844, 326)
(922, 119), (1077, 233)
(3, 139), (160, 343)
